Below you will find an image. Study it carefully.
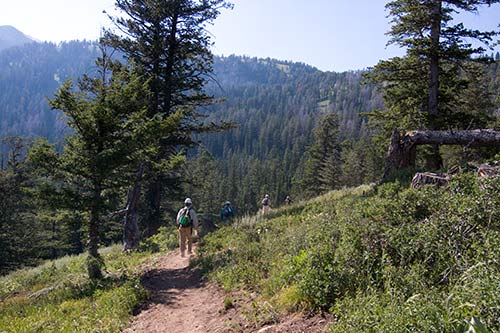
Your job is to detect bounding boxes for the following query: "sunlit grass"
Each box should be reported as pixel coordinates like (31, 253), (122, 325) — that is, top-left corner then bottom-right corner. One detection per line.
(0, 228), (179, 332)
(197, 179), (500, 332)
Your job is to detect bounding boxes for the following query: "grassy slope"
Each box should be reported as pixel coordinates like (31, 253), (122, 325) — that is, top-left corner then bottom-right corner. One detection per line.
(0, 227), (179, 333)
(196, 176), (500, 332)
(1, 176), (498, 332)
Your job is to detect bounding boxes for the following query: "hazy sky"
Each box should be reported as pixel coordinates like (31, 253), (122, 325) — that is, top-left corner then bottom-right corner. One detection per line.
(1, 0), (499, 72)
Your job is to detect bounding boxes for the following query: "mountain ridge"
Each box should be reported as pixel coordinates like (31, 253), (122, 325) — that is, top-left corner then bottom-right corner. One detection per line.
(0, 25), (34, 52)
(0, 40), (380, 143)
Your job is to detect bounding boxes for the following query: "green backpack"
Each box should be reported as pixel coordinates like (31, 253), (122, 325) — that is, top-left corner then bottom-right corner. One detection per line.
(179, 208), (192, 228)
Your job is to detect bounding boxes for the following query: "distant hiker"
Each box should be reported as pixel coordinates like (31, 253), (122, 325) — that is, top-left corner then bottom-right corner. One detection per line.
(220, 201), (234, 223)
(261, 194), (271, 215)
(284, 195), (293, 205)
(176, 198), (199, 257)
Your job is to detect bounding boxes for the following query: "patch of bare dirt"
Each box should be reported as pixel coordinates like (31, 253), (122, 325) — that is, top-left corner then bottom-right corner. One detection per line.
(219, 293), (333, 333)
(122, 248), (333, 332)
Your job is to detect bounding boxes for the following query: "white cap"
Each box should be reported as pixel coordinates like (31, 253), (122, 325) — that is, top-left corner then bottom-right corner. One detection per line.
(265, 194), (269, 198)
(184, 198), (192, 204)
(225, 201), (231, 205)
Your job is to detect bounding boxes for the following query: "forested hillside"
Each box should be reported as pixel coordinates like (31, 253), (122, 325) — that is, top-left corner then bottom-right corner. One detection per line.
(1, 41), (500, 213)
(0, 43), (381, 143)
(0, 42), (384, 213)
(0, 25), (34, 52)
(0, 41), (99, 142)
(196, 56), (384, 212)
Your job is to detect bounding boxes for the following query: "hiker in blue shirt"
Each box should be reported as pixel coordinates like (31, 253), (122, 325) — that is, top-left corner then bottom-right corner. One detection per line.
(176, 198), (199, 257)
(220, 201), (234, 223)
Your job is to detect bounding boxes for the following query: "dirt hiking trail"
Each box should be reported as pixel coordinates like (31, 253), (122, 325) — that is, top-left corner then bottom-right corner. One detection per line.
(123, 247), (332, 333)
(123, 248), (225, 333)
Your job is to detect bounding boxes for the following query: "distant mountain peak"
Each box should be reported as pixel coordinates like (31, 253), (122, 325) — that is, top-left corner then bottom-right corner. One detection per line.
(0, 25), (35, 52)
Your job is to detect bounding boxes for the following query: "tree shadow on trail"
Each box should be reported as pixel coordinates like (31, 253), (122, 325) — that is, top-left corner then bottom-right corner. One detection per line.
(139, 262), (205, 308)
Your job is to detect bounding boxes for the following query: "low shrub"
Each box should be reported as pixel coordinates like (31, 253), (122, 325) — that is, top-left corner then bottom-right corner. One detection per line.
(197, 176), (500, 332)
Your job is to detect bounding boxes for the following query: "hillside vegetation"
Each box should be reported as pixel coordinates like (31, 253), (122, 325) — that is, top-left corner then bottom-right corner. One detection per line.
(1, 175), (498, 332)
(0, 43), (385, 214)
(0, 228), (178, 332)
(196, 175), (500, 332)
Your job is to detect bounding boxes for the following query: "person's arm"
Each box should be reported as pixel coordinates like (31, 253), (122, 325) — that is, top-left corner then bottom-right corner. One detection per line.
(191, 209), (199, 229)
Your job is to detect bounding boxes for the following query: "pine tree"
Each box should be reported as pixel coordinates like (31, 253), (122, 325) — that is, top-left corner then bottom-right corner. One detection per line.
(301, 113), (342, 196)
(103, 0), (233, 235)
(184, 148), (222, 217)
(366, 0), (500, 170)
(340, 144), (363, 187)
(31, 49), (182, 279)
(0, 137), (42, 274)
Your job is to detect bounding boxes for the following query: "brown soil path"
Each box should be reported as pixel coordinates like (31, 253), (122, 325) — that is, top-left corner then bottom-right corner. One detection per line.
(123, 248), (332, 333)
(123, 249), (227, 333)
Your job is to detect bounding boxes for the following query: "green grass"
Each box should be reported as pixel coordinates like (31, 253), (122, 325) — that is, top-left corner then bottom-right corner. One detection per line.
(196, 176), (500, 332)
(2, 178), (499, 332)
(0, 226), (179, 332)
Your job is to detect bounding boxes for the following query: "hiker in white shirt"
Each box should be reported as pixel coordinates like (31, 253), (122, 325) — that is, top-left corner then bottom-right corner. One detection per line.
(176, 198), (199, 257)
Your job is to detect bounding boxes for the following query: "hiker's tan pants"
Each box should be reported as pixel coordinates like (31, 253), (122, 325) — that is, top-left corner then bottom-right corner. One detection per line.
(178, 227), (193, 255)
(262, 205), (271, 215)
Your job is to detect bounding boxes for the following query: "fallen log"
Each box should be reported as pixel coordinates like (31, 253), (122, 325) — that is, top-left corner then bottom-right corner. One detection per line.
(403, 129), (500, 146)
(383, 129), (500, 181)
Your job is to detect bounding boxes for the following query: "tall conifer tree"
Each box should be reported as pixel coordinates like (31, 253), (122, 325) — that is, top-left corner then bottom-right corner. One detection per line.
(34, 49), (181, 278)
(0, 138), (41, 273)
(103, 0), (232, 236)
(301, 113), (342, 195)
(366, 0), (500, 169)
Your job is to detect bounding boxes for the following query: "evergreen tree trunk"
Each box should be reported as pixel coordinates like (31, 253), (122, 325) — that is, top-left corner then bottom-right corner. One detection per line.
(428, 0), (441, 118)
(162, 5), (179, 115)
(51, 220), (57, 260)
(145, 178), (162, 237)
(87, 183), (103, 280)
(427, 0), (443, 170)
(123, 164), (144, 250)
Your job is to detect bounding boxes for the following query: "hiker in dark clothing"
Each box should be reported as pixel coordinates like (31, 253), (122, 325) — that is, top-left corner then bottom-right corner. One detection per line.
(261, 194), (271, 215)
(220, 201), (234, 223)
(284, 196), (293, 205)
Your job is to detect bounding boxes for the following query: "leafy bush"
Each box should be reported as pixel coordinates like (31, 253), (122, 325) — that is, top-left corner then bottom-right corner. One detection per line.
(139, 226), (179, 252)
